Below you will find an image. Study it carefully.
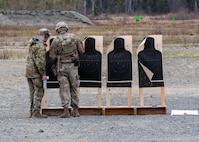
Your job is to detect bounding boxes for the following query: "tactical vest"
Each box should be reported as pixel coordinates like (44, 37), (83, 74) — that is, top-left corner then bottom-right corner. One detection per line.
(57, 34), (77, 63)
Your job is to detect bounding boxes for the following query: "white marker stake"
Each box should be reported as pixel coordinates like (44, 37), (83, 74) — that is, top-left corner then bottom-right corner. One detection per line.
(171, 110), (199, 116)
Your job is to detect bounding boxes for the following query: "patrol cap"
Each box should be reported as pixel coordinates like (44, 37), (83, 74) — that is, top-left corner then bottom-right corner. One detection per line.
(39, 28), (50, 38)
(55, 21), (68, 32)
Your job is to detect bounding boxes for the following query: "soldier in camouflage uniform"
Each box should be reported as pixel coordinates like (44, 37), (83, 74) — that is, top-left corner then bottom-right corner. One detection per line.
(25, 28), (50, 118)
(49, 21), (84, 118)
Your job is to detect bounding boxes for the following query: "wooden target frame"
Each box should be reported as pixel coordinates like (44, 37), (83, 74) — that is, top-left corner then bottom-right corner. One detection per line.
(42, 35), (166, 116)
(105, 35), (134, 115)
(42, 36), (104, 116)
(136, 35), (166, 115)
(78, 36), (103, 114)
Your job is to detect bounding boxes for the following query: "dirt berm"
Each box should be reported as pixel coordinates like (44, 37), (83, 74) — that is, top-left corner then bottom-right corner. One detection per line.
(0, 10), (93, 26)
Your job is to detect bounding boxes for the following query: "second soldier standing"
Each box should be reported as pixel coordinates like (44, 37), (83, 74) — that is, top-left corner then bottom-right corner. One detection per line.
(25, 28), (50, 118)
(49, 21), (84, 118)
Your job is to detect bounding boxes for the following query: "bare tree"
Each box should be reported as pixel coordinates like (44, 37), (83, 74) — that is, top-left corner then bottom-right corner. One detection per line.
(124, 0), (132, 14)
(194, 0), (198, 11)
(91, 0), (96, 16)
(167, 0), (173, 12)
(83, 0), (87, 15)
(99, 0), (103, 12)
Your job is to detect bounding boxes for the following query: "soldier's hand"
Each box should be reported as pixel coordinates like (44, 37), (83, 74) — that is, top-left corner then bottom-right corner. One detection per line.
(42, 76), (49, 80)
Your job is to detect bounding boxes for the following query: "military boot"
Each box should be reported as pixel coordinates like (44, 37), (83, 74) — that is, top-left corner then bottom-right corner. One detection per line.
(32, 111), (47, 118)
(72, 108), (80, 117)
(60, 108), (70, 118)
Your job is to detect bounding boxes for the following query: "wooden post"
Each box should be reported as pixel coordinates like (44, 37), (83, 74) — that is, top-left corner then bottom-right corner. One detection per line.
(106, 88), (111, 107)
(161, 87), (166, 106)
(43, 89), (48, 108)
(139, 88), (144, 106)
(97, 88), (102, 107)
(128, 87), (132, 107)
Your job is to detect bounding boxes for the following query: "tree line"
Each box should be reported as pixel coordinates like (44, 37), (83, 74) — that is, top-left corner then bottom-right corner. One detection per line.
(0, 0), (198, 15)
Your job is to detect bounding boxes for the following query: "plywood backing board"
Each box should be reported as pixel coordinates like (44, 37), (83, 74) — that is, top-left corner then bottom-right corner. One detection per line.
(82, 36), (103, 54)
(107, 35), (133, 54)
(136, 35), (162, 54)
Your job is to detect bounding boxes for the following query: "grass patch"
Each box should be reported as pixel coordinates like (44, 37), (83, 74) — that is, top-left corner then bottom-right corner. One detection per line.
(1, 16), (199, 59)
(163, 54), (199, 58)
(0, 49), (12, 59)
(0, 49), (27, 59)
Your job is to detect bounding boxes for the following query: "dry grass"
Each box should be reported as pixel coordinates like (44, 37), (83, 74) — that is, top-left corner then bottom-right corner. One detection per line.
(0, 19), (199, 47)
(0, 15), (199, 59)
(0, 49), (27, 59)
(0, 49), (12, 59)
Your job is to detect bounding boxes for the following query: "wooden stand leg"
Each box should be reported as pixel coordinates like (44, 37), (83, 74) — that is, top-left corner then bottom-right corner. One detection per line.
(43, 89), (48, 108)
(97, 88), (102, 107)
(139, 88), (144, 106)
(128, 88), (132, 107)
(161, 87), (166, 106)
(106, 88), (111, 107)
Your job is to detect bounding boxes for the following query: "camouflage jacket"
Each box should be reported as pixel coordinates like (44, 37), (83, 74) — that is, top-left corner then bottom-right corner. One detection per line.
(25, 36), (46, 78)
(49, 32), (84, 65)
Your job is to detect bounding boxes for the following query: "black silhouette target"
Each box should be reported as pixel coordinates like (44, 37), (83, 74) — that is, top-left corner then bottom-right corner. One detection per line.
(108, 51), (131, 80)
(138, 37), (164, 87)
(80, 54), (100, 74)
(78, 37), (102, 86)
(107, 37), (132, 87)
(46, 37), (59, 88)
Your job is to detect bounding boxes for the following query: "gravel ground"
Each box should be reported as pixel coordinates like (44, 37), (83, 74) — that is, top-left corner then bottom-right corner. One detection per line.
(0, 57), (199, 142)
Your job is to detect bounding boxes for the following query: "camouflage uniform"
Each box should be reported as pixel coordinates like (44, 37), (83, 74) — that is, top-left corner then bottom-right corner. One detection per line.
(49, 24), (84, 117)
(25, 36), (46, 116)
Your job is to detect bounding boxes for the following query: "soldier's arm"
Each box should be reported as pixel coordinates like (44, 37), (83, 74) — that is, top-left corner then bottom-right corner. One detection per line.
(33, 43), (46, 77)
(76, 38), (84, 54)
(49, 39), (58, 64)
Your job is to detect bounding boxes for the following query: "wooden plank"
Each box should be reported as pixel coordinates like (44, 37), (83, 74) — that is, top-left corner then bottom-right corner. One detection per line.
(104, 106), (135, 115)
(97, 88), (102, 107)
(79, 106), (103, 115)
(136, 106), (166, 115)
(42, 106), (104, 116)
(42, 107), (63, 116)
(128, 87), (132, 107)
(139, 88), (144, 106)
(43, 89), (48, 108)
(161, 87), (166, 106)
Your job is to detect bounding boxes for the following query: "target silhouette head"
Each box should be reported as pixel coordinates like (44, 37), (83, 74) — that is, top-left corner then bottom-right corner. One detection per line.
(85, 37), (96, 54)
(114, 38), (125, 53)
(144, 37), (155, 50)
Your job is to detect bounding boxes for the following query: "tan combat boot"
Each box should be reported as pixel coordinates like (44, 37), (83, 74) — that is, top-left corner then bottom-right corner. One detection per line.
(60, 108), (70, 118)
(72, 108), (80, 117)
(32, 111), (47, 118)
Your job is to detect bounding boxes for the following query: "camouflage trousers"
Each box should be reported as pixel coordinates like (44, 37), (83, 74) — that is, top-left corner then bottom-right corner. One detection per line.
(58, 63), (79, 109)
(27, 77), (44, 113)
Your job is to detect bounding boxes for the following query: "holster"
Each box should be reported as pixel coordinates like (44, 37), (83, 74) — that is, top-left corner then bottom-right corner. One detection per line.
(72, 59), (79, 67)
